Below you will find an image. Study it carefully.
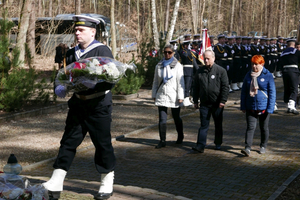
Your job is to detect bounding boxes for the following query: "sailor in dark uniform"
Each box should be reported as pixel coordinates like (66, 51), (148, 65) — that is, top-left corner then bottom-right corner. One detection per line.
(250, 36), (260, 56)
(240, 36), (250, 88)
(264, 38), (271, 72)
(170, 39), (181, 61)
(179, 40), (198, 106)
(224, 36), (235, 92)
(214, 34), (228, 70)
(232, 36), (242, 90)
(269, 37), (278, 78)
(209, 35), (215, 50)
(278, 38), (300, 114)
(43, 15), (116, 200)
(275, 36), (284, 77)
(184, 34), (192, 50)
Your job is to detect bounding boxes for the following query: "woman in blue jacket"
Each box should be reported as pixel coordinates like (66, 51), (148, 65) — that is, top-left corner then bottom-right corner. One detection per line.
(240, 55), (276, 156)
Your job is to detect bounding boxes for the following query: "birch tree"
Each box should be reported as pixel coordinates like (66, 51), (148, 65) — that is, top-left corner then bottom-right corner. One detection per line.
(17, 0), (32, 67)
(110, 0), (117, 57)
(75, 0), (81, 15)
(191, 0), (199, 35)
(229, 0), (235, 35)
(27, 0), (35, 61)
(164, 0), (170, 33)
(150, 0), (159, 49)
(165, 0), (181, 43)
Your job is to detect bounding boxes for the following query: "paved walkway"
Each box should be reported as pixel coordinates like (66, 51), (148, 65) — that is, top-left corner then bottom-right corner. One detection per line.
(19, 78), (300, 200)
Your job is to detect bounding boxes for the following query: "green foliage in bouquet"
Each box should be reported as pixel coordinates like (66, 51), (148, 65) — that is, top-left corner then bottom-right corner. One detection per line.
(0, 10), (50, 111)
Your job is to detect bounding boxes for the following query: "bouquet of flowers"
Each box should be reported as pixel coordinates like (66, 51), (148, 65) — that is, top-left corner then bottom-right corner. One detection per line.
(0, 174), (48, 200)
(55, 56), (136, 94)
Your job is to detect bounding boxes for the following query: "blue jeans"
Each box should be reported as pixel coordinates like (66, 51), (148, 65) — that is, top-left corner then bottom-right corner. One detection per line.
(197, 104), (224, 147)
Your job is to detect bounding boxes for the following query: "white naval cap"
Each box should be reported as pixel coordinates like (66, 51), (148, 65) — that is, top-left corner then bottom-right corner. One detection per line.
(72, 15), (100, 28)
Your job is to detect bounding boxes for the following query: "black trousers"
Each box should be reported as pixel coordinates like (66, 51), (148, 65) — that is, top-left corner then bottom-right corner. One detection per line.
(282, 67), (299, 103)
(183, 66), (193, 98)
(53, 94), (116, 174)
(245, 110), (270, 149)
(197, 104), (223, 147)
(158, 106), (183, 141)
(233, 58), (242, 83)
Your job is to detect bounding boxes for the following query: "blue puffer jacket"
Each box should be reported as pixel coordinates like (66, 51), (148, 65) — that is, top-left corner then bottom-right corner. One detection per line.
(240, 67), (276, 114)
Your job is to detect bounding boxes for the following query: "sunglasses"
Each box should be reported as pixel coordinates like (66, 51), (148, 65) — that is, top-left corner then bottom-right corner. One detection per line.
(164, 51), (173, 54)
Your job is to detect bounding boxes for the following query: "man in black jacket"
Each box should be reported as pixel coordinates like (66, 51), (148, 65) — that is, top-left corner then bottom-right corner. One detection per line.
(43, 15), (115, 200)
(192, 50), (229, 153)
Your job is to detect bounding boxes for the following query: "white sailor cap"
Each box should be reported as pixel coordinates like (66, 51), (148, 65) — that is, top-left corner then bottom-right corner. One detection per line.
(217, 34), (226, 39)
(73, 15), (100, 28)
(227, 36), (235, 40)
(169, 40), (178, 44)
(286, 38), (296, 43)
(184, 34), (192, 38)
(182, 40), (191, 44)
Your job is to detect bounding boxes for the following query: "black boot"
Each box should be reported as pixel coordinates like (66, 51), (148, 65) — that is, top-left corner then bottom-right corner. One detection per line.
(176, 134), (184, 144)
(155, 140), (166, 149)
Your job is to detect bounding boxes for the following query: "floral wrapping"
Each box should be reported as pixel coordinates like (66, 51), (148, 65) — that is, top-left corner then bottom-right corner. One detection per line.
(55, 56), (136, 93)
(0, 174), (48, 200)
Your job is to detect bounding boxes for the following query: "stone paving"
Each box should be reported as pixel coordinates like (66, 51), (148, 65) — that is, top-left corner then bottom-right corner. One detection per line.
(19, 77), (300, 200)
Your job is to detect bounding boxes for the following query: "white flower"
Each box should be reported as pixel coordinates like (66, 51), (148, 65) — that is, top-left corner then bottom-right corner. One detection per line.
(103, 62), (120, 79)
(9, 188), (23, 199)
(92, 58), (100, 65)
(95, 66), (103, 75)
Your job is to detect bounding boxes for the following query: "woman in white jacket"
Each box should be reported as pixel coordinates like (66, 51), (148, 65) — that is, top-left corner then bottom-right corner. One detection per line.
(152, 44), (185, 149)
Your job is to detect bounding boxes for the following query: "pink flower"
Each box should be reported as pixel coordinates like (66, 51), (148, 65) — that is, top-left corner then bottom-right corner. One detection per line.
(74, 62), (86, 69)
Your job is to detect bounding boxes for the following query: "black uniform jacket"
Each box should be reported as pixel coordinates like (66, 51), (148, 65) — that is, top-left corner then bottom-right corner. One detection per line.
(193, 63), (229, 106)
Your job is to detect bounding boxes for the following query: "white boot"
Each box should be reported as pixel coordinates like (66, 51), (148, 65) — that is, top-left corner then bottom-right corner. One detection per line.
(287, 100), (299, 114)
(229, 85), (233, 93)
(274, 103), (278, 112)
(231, 83), (239, 91)
(275, 71), (282, 77)
(42, 169), (67, 192)
(238, 82), (243, 89)
(95, 171), (114, 199)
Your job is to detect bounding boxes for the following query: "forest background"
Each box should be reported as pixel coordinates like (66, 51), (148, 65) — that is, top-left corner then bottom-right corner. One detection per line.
(2, 0), (300, 60)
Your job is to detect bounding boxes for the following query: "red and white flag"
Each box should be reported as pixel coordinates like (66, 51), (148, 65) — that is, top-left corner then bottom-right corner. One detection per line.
(199, 29), (212, 64)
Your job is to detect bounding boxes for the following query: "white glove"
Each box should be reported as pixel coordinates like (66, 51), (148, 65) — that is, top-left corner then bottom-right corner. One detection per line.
(231, 50), (235, 54)
(269, 60), (271, 65)
(227, 65), (229, 70)
(224, 53), (227, 57)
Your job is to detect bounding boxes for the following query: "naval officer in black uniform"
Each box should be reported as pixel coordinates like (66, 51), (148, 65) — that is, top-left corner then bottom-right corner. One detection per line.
(278, 38), (300, 114)
(43, 15), (116, 200)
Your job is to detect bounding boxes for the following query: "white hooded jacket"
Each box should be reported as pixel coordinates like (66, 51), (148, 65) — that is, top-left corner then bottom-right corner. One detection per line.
(152, 57), (185, 108)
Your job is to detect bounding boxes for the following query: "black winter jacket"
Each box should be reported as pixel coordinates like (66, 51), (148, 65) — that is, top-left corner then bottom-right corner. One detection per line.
(193, 63), (229, 106)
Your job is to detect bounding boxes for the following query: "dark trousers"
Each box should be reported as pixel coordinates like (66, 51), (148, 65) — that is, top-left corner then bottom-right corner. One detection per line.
(245, 110), (270, 149)
(53, 95), (116, 174)
(241, 58), (249, 82)
(158, 106), (183, 141)
(282, 67), (299, 103)
(227, 60), (234, 84)
(184, 66), (193, 98)
(268, 57), (277, 73)
(233, 59), (242, 83)
(197, 104), (223, 147)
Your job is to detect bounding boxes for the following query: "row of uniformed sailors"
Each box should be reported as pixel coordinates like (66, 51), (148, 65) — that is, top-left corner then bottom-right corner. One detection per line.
(170, 34), (289, 92)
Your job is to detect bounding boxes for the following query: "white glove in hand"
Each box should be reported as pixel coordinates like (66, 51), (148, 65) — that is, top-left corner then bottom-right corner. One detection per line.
(224, 53), (227, 57)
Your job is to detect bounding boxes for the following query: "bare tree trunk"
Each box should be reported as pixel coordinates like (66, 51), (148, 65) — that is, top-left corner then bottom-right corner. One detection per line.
(110, 0), (116, 57)
(191, 0), (199, 35)
(207, 0), (211, 30)
(137, 0), (140, 39)
(150, 0), (160, 49)
(38, 0), (42, 17)
(278, 0), (283, 36)
(265, 0), (268, 36)
(164, 0), (170, 33)
(283, 0), (287, 37)
(229, 0), (235, 35)
(17, 0), (32, 67)
(268, 0), (273, 37)
(75, 0), (81, 15)
(239, 0), (242, 35)
(218, 0), (222, 22)
(199, 0), (206, 30)
(57, 0), (61, 15)
(49, 0), (52, 17)
(128, 0), (130, 22)
(166, 0), (181, 43)
(27, 0), (35, 61)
